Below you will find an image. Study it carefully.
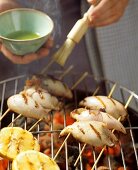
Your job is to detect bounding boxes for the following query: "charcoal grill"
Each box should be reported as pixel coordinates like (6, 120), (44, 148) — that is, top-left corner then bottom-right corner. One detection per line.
(0, 68), (138, 170)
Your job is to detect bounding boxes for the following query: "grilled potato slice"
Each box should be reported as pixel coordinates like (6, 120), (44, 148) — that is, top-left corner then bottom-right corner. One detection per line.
(12, 150), (60, 170)
(0, 127), (40, 160)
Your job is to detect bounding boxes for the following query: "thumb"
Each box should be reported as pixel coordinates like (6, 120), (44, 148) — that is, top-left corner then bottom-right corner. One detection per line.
(87, 0), (96, 4)
(87, 5), (95, 23)
(0, 43), (2, 50)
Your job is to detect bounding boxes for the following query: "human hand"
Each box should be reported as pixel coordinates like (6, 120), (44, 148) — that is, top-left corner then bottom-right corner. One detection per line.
(0, 0), (21, 12)
(87, 0), (129, 27)
(0, 37), (53, 64)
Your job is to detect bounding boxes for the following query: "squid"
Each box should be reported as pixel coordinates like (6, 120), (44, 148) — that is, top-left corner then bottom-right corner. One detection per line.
(60, 121), (118, 147)
(24, 87), (62, 110)
(79, 96), (128, 121)
(25, 75), (73, 99)
(70, 108), (126, 134)
(7, 87), (62, 120)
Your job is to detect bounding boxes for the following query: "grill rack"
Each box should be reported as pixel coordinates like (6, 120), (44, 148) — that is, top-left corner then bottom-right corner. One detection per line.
(0, 71), (138, 170)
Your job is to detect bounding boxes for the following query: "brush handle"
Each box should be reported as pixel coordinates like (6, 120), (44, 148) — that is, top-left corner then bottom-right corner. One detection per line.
(67, 12), (89, 43)
(53, 2), (100, 66)
(67, 0), (101, 43)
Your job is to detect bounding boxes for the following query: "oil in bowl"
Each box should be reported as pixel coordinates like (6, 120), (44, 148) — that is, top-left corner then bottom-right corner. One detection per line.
(0, 8), (54, 55)
(6, 31), (41, 40)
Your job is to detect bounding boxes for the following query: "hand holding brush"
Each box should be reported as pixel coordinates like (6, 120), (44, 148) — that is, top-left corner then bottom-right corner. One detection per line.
(53, 4), (96, 66)
(53, 0), (129, 66)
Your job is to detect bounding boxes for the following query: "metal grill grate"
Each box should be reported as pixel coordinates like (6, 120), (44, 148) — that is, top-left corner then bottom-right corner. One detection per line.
(0, 71), (138, 170)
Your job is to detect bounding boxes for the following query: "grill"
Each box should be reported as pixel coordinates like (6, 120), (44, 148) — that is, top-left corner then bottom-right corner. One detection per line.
(0, 66), (138, 170)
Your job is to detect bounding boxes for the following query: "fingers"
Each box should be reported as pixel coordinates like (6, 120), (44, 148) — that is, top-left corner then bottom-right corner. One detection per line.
(43, 37), (54, 48)
(87, 0), (129, 27)
(36, 47), (50, 59)
(87, 0), (97, 4)
(0, 36), (54, 64)
(92, 15), (119, 27)
(90, 2), (122, 27)
(1, 44), (38, 64)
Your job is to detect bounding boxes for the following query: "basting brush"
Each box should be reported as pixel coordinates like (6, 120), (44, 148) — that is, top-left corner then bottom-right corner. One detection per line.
(53, 0), (102, 67)
(53, 5), (94, 66)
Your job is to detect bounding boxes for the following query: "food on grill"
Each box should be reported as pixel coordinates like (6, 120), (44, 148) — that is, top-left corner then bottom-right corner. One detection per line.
(79, 96), (127, 121)
(26, 74), (73, 99)
(70, 108), (126, 134)
(12, 150), (60, 170)
(60, 121), (118, 147)
(0, 127), (40, 160)
(7, 87), (62, 120)
(24, 87), (62, 110)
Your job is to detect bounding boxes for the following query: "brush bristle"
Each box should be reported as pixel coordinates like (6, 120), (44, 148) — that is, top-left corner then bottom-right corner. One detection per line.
(53, 39), (76, 66)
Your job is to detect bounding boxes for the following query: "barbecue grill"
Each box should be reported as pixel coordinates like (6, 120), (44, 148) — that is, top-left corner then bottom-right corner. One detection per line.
(0, 67), (138, 170)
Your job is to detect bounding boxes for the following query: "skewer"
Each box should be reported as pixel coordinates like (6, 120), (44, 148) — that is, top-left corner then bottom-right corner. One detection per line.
(0, 108), (10, 121)
(53, 133), (70, 160)
(28, 119), (42, 132)
(53, 72), (89, 160)
(8, 114), (22, 127)
(71, 72), (88, 90)
(58, 65), (74, 80)
(40, 58), (55, 75)
(108, 83), (117, 98)
(91, 93), (134, 170)
(27, 66), (77, 132)
(0, 65), (74, 129)
(91, 117), (121, 170)
(74, 83), (117, 166)
(92, 86), (100, 96)
(74, 85), (101, 166)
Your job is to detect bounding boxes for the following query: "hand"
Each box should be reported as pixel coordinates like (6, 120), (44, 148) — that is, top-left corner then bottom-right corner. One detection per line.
(87, 0), (129, 27)
(0, 0), (21, 12)
(0, 37), (53, 64)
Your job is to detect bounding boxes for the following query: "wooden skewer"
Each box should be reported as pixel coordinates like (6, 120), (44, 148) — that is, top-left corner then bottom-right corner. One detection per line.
(91, 93), (134, 170)
(8, 114), (22, 127)
(71, 72), (88, 90)
(108, 84), (117, 98)
(58, 65), (74, 80)
(74, 85), (101, 167)
(40, 58), (55, 75)
(2, 65), (74, 129)
(53, 72), (89, 160)
(53, 133), (70, 160)
(74, 143), (87, 167)
(91, 116), (121, 170)
(27, 66), (75, 132)
(28, 119), (42, 132)
(92, 86), (100, 96)
(74, 83), (117, 166)
(0, 108), (10, 121)
(92, 145), (107, 169)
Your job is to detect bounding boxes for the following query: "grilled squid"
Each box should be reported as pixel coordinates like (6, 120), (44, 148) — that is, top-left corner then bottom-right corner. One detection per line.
(26, 75), (73, 99)
(7, 87), (62, 120)
(70, 108), (126, 134)
(60, 121), (118, 147)
(24, 87), (62, 110)
(79, 96), (127, 121)
(7, 93), (50, 120)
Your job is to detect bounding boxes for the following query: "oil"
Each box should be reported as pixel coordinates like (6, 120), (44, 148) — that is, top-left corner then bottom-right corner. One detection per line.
(6, 31), (40, 40)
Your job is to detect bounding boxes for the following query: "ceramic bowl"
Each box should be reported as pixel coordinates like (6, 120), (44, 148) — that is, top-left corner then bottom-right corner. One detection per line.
(0, 8), (54, 55)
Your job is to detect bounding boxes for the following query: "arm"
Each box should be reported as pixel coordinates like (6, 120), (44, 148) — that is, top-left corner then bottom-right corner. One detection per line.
(87, 0), (129, 27)
(0, 0), (53, 64)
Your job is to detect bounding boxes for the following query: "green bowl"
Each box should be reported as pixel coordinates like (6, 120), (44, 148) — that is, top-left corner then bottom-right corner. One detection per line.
(0, 8), (54, 55)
